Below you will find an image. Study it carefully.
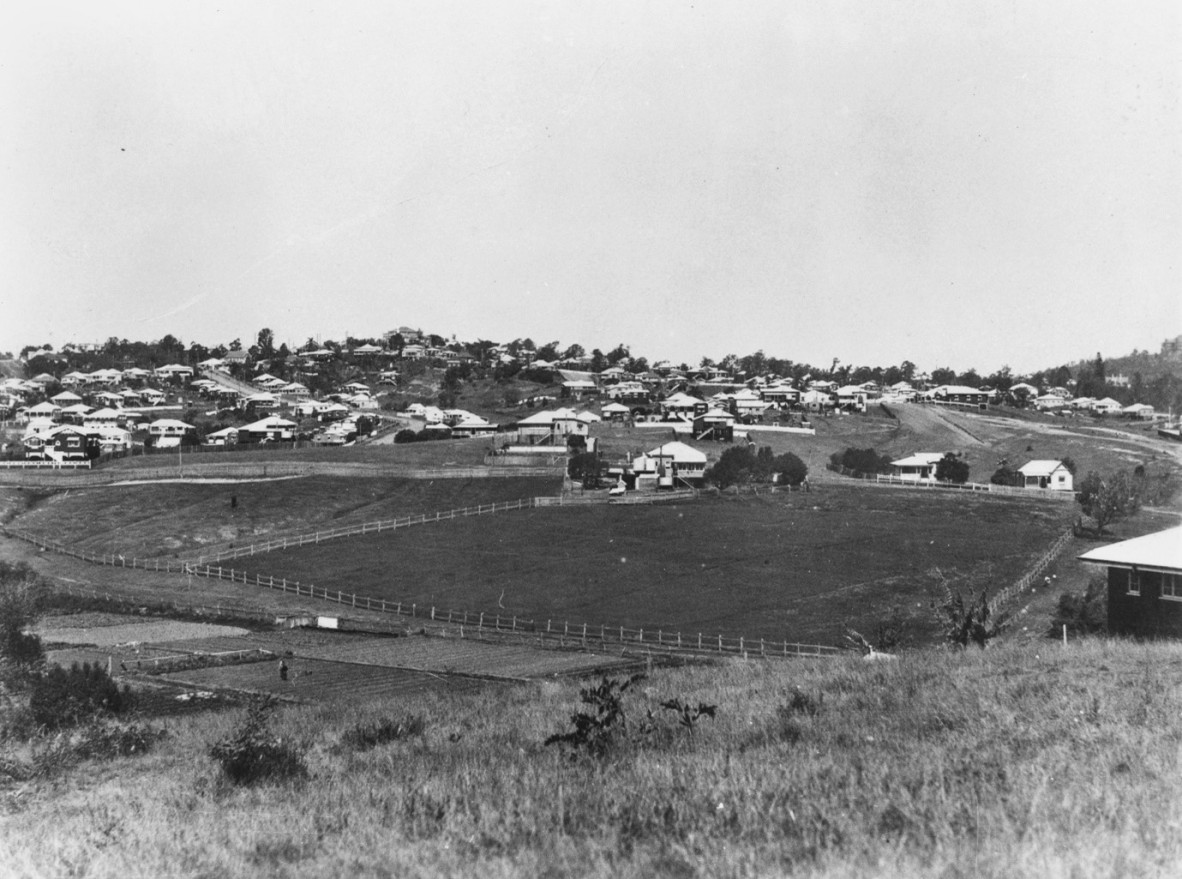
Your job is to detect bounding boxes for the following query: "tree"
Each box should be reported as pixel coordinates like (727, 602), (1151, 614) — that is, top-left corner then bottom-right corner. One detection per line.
(1076, 470), (1141, 534)
(562, 344), (585, 361)
(568, 451), (601, 487)
(935, 453), (970, 484)
(256, 328), (275, 358)
(930, 367), (957, 385)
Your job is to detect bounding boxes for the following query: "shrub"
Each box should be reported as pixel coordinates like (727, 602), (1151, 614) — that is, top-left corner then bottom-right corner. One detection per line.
(340, 714), (426, 752)
(829, 447), (893, 477)
(29, 662), (133, 730)
(0, 562), (47, 673)
(393, 429), (418, 444)
(942, 588), (1007, 648)
(1051, 577), (1108, 636)
(209, 697), (307, 785)
(935, 453), (970, 484)
(990, 466), (1019, 487)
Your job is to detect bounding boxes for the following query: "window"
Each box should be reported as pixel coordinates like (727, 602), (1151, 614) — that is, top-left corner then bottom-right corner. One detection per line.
(1125, 570), (1140, 596)
(1162, 574), (1182, 602)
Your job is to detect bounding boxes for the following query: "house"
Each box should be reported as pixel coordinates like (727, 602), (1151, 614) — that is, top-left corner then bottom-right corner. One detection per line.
(1079, 525), (1182, 638)
(50, 391), (83, 406)
(800, 389), (835, 411)
(889, 452), (946, 482)
(204, 426), (240, 446)
(240, 416), (297, 443)
(631, 441), (708, 489)
(449, 414), (497, 438)
(1034, 394), (1068, 411)
(243, 392), (280, 411)
(661, 392), (706, 419)
(1017, 460), (1074, 491)
(148, 419), (196, 448)
(760, 384), (800, 407)
(561, 379), (598, 400)
(600, 402), (632, 423)
(930, 385), (991, 407)
(835, 386), (868, 412)
(515, 408), (590, 443)
(24, 425), (100, 461)
(693, 408), (736, 442)
(1123, 403), (1155, 420)
(25, 401), (62, 422)
(1091, 397), (1124, 415)
(83, 408), (122, 428)
(154, 363), (194, 380)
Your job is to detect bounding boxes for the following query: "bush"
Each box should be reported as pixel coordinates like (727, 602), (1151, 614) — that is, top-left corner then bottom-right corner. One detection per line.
(29, 662), (133, 730)
(990, 466), (1019, 487)
(209, 697), (307, 785)
(706, 446), (809, 488)
(0, 562), (47, 673)
(1051, 577), (1108, 636)
(829, 447), (893, 477)
(942, 588), (1007, 648)
(340, 714), (426, 751)
(393, 429), (418, 444)
(936, 453), (970, 484)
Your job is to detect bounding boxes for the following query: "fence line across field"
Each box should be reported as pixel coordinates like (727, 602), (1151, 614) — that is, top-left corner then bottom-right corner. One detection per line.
(987, 529), (1075, 616)
(0, 459), (563, 486)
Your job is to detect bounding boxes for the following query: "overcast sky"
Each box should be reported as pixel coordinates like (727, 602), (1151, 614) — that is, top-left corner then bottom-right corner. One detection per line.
(2, 1), (1178, 374)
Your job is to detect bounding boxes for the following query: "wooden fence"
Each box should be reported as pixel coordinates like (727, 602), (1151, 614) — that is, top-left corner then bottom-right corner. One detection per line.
(0, 460), (562, 486)
(987, 529), (1076, 616)
(872, 474), (1076, 500)
(0, 460), (93, 470)
(7, 520), (839, 661)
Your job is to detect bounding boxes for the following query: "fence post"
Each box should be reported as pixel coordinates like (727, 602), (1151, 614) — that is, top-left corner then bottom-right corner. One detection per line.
(431, 607), (436, 620)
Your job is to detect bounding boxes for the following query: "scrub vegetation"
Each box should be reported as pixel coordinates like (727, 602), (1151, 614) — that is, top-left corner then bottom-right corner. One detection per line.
(2, 641), (1180, 878)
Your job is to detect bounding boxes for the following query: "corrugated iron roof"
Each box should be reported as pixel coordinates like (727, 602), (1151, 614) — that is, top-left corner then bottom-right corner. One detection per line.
(1078, 526), (1182, 572)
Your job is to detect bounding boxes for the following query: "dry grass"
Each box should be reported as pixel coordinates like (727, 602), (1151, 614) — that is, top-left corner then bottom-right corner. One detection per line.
(3, 638), (1181, 878)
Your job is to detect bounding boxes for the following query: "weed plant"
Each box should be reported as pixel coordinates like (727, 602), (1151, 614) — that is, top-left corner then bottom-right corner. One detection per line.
(339, 714), (427, 751)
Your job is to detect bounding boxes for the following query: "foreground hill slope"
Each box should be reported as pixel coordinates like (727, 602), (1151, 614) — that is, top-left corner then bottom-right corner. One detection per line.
(3, 639), (1180, 878)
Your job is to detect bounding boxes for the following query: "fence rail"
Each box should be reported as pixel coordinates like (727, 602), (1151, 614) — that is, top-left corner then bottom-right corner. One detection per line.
(0, 460), (562, 486)
(0, 460), (93, 470)
(871, 474), (1076, 500)
(987, 529), (1076, 616)
(7, 519), (839, 662)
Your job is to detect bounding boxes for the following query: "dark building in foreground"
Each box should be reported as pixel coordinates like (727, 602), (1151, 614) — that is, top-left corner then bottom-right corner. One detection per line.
(1079, 526), (1182, 637)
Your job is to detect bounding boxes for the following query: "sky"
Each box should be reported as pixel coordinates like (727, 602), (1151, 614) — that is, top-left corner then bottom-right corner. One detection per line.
(2, 1), (1179, 375)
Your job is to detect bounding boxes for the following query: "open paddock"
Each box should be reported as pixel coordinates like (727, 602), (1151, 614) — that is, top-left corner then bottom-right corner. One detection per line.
(9, 475), (561, 559)
(236, 483), (1075, 646)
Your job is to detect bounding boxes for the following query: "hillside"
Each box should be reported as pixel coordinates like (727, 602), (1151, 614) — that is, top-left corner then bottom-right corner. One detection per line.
(2, 638), (1180, 877)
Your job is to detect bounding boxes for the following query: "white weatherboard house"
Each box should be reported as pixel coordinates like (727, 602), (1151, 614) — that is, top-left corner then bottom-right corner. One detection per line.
(1018, 460), (1074, 491)
(889, 452), (945, 482)
(632, 441), (708, 488)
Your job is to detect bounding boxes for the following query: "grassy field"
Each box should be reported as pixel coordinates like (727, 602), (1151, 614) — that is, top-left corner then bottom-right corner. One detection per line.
(3, 638), (1181, 878)
(233, 484), (1075, 646)
(5, 475), (562, 559)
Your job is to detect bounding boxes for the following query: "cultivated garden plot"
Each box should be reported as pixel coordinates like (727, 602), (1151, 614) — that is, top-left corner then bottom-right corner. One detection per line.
(158, 657), (495, 704)
(234, 484), (1075, 646)
(285, 632), (638, 679)
(33, 618), (251, 647)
